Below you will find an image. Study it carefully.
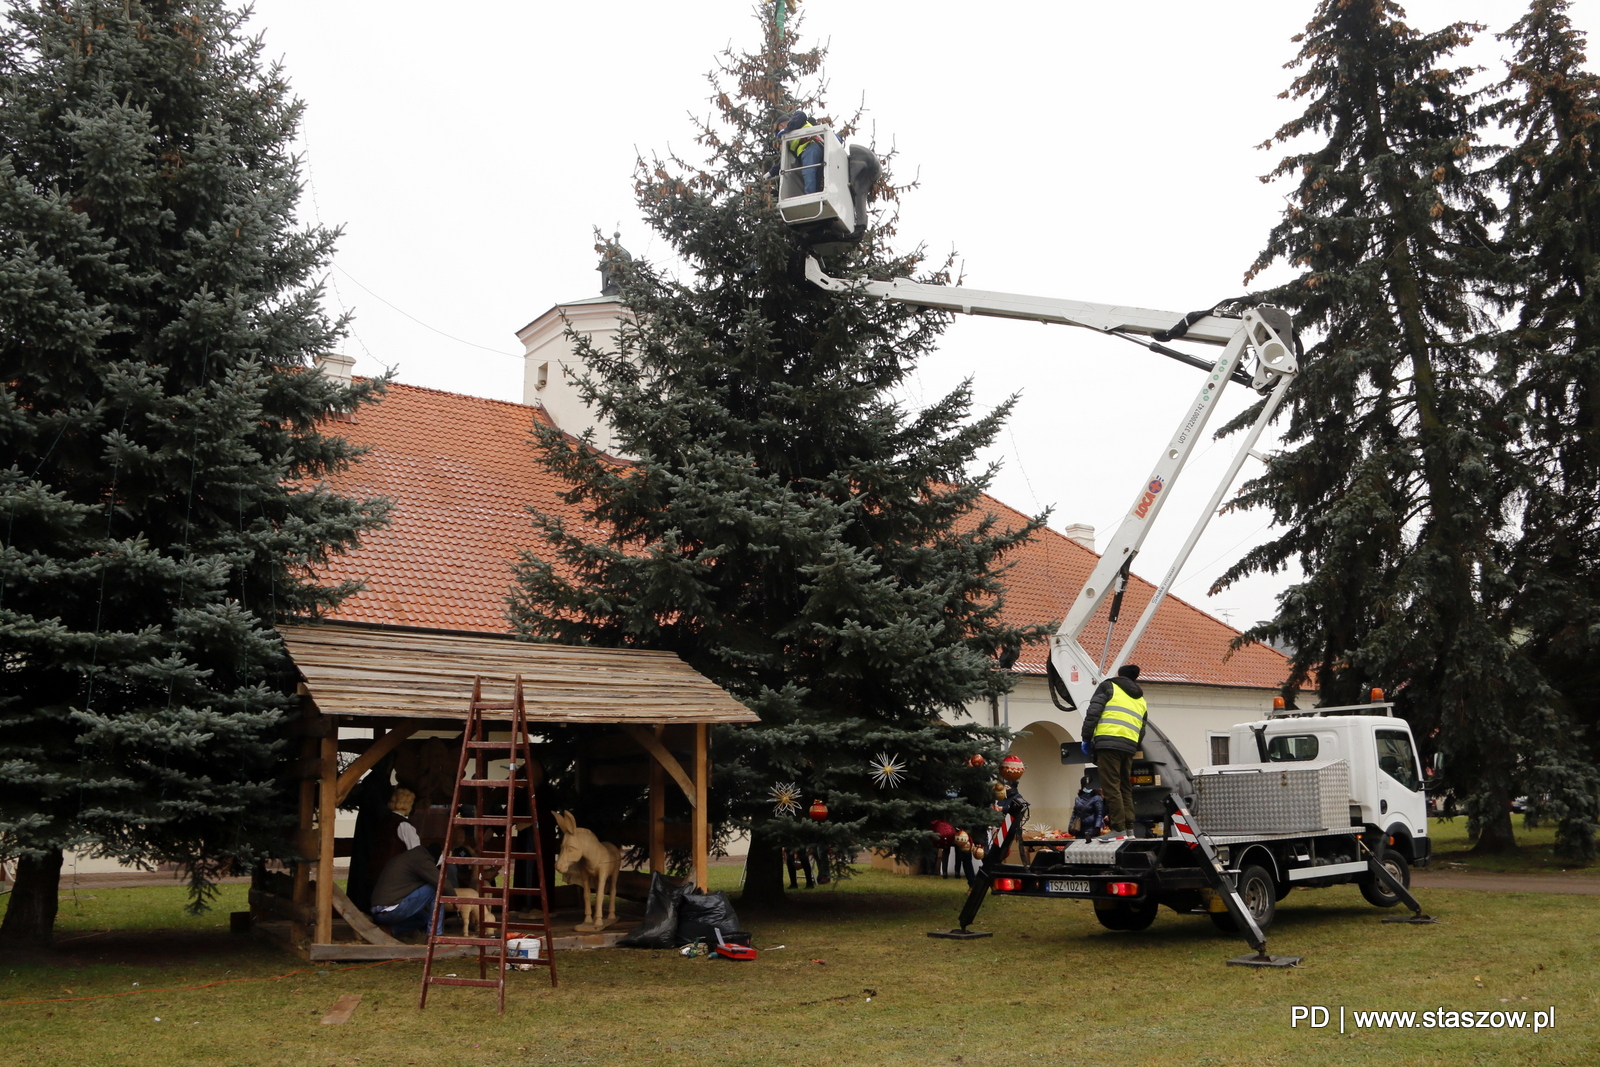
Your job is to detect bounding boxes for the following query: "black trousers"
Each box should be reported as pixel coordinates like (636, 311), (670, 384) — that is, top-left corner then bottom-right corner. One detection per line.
(1095, 747), (1136, 830)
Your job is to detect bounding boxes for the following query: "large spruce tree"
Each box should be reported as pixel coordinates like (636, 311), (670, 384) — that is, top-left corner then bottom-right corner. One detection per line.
(1215, 0), (1538, 850)
(0, 0), (386, 944)
(507, 12), (1042, 899)
(1488, 0), (1600, 860)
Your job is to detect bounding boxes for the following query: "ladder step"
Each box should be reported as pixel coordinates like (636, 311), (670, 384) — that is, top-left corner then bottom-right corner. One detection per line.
(425, 977), (504, 988)
(449, 818), (517, 826)
(437, 895), (510, 907)
(458, 779), (515, 788)
(427, 935), (511, 946)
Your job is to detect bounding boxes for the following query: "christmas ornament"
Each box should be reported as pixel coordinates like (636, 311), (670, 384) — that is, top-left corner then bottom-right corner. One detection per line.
(769, 781), (802, 817)
(991, 779), (1010, 800)
(967, 754), (986, 768)
(867, 752), (906, 789)
(953, 829), (972, 853)
(1000, 754), (1026, 782)
(971, 844), (986, 861)
(808, 799), (829, 821)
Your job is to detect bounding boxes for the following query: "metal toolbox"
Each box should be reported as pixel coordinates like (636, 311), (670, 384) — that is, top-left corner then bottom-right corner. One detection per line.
(1191, 759), (1351, 834)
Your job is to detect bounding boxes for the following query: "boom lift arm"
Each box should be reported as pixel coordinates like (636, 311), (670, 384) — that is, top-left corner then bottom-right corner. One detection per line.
(799, 256), (1299, 713)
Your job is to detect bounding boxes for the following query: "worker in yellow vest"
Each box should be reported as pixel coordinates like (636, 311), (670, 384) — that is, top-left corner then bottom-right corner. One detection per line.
(1078, 664), (1147, 840)
(770, 109), (826, 194)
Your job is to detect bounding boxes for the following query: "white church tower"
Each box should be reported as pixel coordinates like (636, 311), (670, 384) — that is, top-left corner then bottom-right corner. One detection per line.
(515, 245), (631, 457)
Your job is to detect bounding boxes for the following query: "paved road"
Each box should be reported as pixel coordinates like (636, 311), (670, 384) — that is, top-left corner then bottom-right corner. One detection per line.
(1413, 871), (1600, 895)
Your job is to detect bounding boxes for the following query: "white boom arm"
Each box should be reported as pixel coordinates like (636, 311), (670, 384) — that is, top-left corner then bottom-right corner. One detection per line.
(801, 257), (1298, 712)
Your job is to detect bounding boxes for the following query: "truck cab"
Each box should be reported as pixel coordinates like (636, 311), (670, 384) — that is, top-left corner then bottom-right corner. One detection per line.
(1218, 707), (1430, 867)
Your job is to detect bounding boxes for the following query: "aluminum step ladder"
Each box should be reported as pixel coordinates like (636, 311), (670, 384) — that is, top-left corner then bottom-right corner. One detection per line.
(419, 676), (557, 1012)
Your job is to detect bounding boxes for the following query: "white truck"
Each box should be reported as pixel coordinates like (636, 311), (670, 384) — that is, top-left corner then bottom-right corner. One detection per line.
(975, 697), (1432, 940)
(777, 134), (1436, 962)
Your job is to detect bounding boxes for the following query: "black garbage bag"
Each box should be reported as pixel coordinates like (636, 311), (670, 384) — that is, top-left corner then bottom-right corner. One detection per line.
(617, 873), (688, 949)
(675, 890), (741, 946)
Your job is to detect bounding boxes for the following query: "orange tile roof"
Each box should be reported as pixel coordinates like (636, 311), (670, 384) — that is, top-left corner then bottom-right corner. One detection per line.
(313, 382), (1288, 690)
(971, 495), (1289, 688)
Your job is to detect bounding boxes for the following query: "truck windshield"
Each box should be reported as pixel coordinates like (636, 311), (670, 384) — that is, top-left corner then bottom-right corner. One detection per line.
(1266, 734), (1318, 761)
(1375, 730), (1421, 791)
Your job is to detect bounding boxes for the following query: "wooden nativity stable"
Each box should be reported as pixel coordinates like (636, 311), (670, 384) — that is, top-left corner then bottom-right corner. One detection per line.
(249, 623), (756, 962)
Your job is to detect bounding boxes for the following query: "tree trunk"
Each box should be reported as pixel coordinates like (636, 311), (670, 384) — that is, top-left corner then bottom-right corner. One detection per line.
(737, 830), (787, 906)
(1472, 787), (1518, 854)
(0, 849), (63, 948)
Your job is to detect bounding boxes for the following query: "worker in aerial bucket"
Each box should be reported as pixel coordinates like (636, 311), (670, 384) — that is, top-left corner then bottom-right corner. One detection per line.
(769, 109), (825, 194)
(1079, 664), (1148, 840)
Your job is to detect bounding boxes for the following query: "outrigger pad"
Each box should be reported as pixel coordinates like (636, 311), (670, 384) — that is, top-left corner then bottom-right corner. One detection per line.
(1227, 952), (1302, 968)
(927, 929), (993, 940)
(1382, 914), (1441, 924)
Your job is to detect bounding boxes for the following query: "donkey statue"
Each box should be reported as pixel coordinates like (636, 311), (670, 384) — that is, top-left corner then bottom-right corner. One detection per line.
(553, 810), (622, 932)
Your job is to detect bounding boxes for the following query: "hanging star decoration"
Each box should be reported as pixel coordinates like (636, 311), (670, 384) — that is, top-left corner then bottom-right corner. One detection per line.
(769, 781), (802, 817)
(868, 752), (907, 789)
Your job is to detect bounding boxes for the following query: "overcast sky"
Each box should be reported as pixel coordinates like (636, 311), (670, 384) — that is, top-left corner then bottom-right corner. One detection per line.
(245, 0), (1598, 635)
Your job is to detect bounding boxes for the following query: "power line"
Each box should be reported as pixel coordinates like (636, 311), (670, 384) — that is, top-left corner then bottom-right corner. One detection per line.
(330, 264), (522, 359)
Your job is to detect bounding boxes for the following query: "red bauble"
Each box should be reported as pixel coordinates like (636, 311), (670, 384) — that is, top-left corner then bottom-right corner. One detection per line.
(808, 799), (829, 821)
(1000, 754), (1026, 782)
(967, 754), (986, 767)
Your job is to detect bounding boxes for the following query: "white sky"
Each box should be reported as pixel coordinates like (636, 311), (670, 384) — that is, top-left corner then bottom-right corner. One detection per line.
(245, 0), (1597, 634)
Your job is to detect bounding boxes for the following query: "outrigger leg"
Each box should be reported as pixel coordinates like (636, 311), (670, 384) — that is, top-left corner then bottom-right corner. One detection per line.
(1361, 838), (1440, 924)
(927, 804), (1026, 940)
(1165, 795), (1302, 967)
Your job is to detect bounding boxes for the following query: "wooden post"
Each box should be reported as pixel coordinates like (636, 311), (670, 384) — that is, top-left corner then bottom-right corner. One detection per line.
(315, 722), (338, 945)
(292, 701), (318, 947)
(648, 725), (666, 874)
(693, 723), (709, 891)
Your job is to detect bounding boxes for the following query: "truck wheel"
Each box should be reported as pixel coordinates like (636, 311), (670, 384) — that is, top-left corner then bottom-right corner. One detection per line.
(1094, 899), (1159, 932)
(1208, 864), (1276, 934)
(1359, 851), (1410, 908)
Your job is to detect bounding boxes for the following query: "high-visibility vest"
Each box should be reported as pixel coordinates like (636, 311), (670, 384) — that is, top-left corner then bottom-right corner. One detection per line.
(1093, 684), (1148, 745)
(788, 122), (822, 158)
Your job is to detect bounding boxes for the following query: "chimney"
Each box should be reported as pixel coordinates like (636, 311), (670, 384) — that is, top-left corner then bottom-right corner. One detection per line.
(315, 350), (355, 384)
(1063, 523), (1095, 552)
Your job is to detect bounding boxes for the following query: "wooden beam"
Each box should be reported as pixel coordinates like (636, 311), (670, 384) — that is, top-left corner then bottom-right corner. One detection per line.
(330, 884), (401, 946)
(623, 725), (696, 808)
(693, 723), (708, 891)
(334, 722), (419, 804)
(315, 725), (338, 945)
(648, 725), (665, 873)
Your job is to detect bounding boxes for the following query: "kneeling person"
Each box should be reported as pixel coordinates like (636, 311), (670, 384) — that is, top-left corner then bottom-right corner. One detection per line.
(370, 844), (455, 936)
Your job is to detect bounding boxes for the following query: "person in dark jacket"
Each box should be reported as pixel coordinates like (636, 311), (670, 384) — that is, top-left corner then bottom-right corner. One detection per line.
(1070, 777), (1106, 838)
(1078, 664), (1148, 838)
(369, 844), (455, 937)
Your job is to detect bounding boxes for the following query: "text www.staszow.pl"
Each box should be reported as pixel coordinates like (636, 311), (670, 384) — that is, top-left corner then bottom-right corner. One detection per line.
(1291, 1006), (1556, 1032)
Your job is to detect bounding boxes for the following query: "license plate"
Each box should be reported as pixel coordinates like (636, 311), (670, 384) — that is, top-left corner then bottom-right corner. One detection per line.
(1047, 879), (1091, 894)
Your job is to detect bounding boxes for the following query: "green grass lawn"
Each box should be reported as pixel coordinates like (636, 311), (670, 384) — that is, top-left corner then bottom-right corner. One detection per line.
(1426, 817), (1599, 873)
(3, 868), (1597, 1067)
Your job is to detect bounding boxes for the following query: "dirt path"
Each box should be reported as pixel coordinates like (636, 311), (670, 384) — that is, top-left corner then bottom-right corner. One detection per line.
(1412, 870), (1600, 895)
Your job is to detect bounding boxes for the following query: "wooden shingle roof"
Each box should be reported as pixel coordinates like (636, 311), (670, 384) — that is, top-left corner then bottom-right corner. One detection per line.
(280, 623), (757, 724)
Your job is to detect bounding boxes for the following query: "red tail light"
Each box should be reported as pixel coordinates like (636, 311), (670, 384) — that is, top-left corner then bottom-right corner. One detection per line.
(1106, 881), (1140, 896)
(993, 877), (1021, 891)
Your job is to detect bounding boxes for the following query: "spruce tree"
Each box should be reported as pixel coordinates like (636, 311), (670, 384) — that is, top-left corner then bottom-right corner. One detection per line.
(1489, 0), (1600, 861)
(0, 0), (386, 944)
(507, 11), (1043, 900)
(1215, 0), (1534, 850)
